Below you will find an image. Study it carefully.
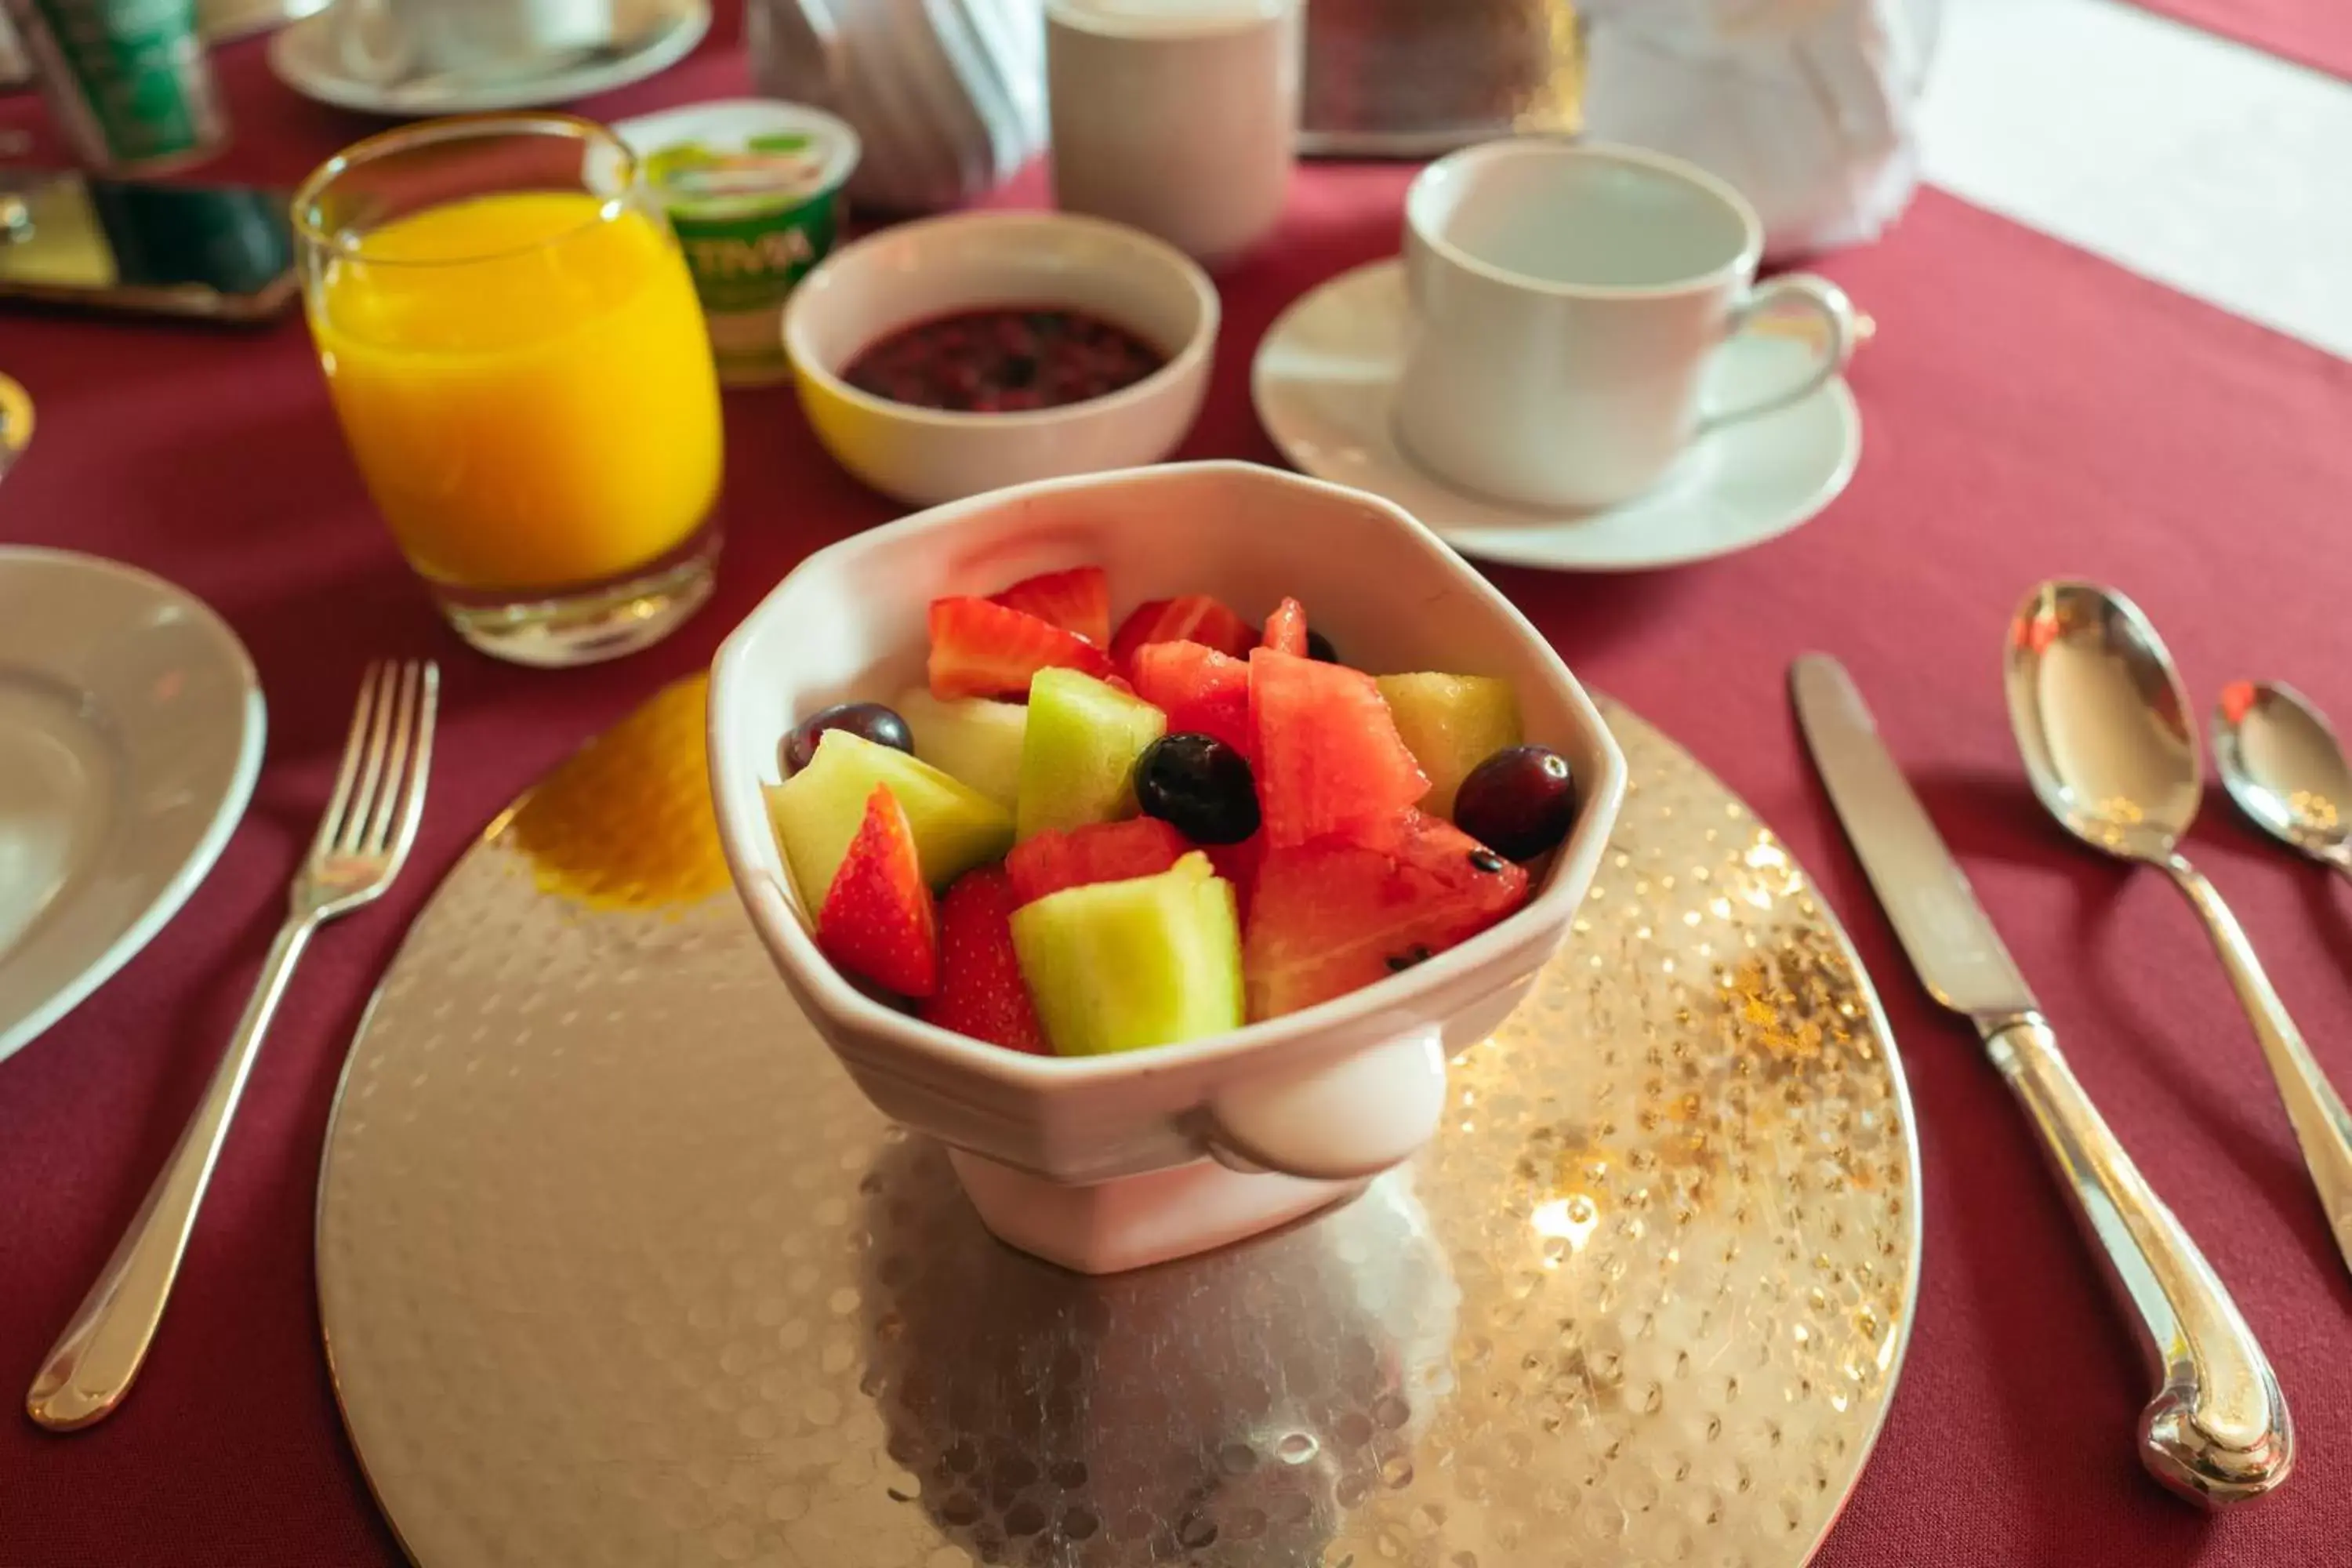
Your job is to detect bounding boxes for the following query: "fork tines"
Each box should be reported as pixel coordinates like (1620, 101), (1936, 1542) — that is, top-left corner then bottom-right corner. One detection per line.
(314, 659), (440, 865)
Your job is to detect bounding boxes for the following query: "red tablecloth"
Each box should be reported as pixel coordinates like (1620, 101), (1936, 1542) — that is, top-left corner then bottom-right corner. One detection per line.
(2123, 0), (2352, 82)
(6, 11), (2352, 1566)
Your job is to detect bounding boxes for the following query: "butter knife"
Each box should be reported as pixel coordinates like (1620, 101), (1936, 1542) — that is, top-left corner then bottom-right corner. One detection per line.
(1791, 653), (2292, 1507)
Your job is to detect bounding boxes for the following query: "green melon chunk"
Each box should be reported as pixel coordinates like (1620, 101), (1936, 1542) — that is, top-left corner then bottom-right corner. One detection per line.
(896, 685), (1028, 811)
(1011, 851), (1243, 1056)
(1014, 668), (1167, 842)
(1374, 673), (1524, 819)
(765, 729), (1013, 907)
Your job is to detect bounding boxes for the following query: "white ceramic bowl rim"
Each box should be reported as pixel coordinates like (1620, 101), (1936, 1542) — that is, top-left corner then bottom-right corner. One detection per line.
(707, 460), (1629, 1093)
(779, 209), (1221, 434)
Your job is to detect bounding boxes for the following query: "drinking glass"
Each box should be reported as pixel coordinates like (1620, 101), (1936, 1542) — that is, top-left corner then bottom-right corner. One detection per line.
(295, 114), (724, 666)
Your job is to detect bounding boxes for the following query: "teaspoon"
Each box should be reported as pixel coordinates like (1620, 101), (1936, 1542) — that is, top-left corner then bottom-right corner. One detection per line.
(2005, 581), (2352, 1280)
(2212, 681), (2352, 880)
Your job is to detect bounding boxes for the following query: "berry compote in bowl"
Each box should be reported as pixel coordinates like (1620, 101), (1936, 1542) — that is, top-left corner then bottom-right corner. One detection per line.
(708, 461), (1626, 1272)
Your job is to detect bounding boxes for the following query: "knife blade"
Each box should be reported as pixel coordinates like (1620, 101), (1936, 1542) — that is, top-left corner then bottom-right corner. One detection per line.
(1788, 652), (2292, 1508)
(1790, 652), (2036, 1024)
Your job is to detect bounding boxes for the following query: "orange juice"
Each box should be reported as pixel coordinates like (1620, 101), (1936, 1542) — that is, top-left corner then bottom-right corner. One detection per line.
(312, 191), (723, 591)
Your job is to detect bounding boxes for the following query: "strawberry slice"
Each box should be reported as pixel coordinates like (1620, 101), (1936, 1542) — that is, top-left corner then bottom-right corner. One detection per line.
(1250, 648), (1430, 849)
(1260, 597), (1309, 657)
(1109, 594), (1257, 666)
(1005, 817), (1192, 906)
(990, 566), (1110, 648)
(1130, 639), (1252, 757)
(929, 596), (1116, 701)
(818, 786), (940, 996)
(920, 866), (1046, 1052)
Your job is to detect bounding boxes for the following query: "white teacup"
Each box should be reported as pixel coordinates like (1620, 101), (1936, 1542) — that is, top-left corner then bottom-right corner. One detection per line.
(1397, 140), (1857, 512)
(335, 0), (613, 81)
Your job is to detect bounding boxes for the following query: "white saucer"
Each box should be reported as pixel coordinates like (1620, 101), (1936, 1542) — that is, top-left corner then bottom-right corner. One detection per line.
(1252, 259), (1863, 572)
(0, 550), (264, 1062)
(269, 0), (710, 117)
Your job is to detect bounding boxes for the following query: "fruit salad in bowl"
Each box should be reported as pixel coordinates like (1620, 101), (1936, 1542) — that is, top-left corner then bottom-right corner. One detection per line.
(708, 462), (1626, 1272)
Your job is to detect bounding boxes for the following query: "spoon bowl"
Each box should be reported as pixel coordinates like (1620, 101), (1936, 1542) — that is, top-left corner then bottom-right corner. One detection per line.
(2005, 579), (2352, 1283)
(2005, 580), (2202, 863)
(2212, 681), (2352, 870)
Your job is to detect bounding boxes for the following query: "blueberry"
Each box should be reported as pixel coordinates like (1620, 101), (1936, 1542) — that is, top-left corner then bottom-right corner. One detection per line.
(1305, 629), (1340, 663)
(1135, 733), (1260, 844)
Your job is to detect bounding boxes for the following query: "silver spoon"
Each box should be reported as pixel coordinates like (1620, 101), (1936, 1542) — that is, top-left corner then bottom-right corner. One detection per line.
(2005, 581), (2352, 1280)
(2212, 681), (2352, 880)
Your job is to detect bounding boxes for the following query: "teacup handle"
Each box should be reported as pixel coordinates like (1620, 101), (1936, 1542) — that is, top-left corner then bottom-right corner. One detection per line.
(1698, 274), (1858, 434)
(1204, 1025), (1447, 1181)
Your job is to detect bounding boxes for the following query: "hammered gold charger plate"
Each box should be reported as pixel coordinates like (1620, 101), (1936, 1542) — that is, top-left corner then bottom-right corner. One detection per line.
(316, 679), (1921, 1568)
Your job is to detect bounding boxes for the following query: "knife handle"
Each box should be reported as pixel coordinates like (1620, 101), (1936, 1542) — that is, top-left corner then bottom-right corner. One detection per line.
(1984, 1014), (2292, 1506)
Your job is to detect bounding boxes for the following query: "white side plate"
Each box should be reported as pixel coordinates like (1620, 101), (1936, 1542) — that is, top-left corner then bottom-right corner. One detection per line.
(0, 549), (264, 1062)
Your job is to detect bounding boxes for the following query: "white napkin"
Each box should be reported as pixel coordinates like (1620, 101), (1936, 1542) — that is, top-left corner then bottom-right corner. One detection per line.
(1579, 0), (1939, 258)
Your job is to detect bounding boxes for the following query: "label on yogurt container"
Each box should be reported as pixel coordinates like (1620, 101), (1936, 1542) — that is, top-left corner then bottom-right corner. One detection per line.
(616, 102), (862, 387)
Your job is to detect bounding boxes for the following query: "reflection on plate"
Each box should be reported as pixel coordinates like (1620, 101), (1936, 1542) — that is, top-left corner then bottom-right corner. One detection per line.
(267, 0), (710, 116)
(0, 548), (263, 1061)
(317, 677), (1919, 1568)
(1253, 259), (1863, 573)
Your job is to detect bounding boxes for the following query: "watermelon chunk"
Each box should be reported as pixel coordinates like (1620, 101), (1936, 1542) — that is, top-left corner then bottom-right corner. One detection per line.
(1203, 832), (1265, 924)
(991, 566), (1110, 648)
(1249, 648), (1430, 849)
(1129, 640), (1253, 757)
(928, 596), (1116, 701)
(1243, 811), (1531, 1019)
(1005, 816), (1192, 906)
(1110, 594), (1257, 666)
(1260, 597), (1309, 657)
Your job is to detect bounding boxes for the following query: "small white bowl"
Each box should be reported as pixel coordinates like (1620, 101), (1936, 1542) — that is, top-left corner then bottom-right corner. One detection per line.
(781, 211), (1219, 506)
(708, 462), (1628, 1272)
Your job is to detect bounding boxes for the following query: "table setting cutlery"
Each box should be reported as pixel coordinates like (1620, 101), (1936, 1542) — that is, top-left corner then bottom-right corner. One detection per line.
(1792, 652), (2293, 1506)
(28, 660), (436, 1431)
(6, 11), (2350, 1559)
(2212, 681), (2352, 881)
(2005, 581), (2352, 1283)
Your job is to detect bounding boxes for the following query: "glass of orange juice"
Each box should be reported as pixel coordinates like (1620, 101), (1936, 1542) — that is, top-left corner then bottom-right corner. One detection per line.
(294, 114), (724, 666)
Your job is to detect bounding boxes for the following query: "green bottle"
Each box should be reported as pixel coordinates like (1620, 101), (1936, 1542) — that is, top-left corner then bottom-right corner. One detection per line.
(5, 0), (227, 173)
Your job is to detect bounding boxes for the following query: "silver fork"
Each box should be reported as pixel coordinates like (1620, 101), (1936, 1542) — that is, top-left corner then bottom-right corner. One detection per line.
(27, 660), (439, 1432)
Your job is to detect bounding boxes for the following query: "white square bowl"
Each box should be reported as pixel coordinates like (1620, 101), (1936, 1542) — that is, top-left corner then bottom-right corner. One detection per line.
(708, 461), (1626, 1271)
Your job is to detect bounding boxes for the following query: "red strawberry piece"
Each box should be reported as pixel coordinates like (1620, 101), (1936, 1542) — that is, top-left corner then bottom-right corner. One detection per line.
(1129, 640), (1252, 757)
(989, 565), (1111, 648)
(1203, 831), (1265, 924)
(1109, 593), (1258, 666)
(1260, 597), (1310, 657)
(1249, 647), (1431, 849)
(1005, 816), (1192, 906)
(928, 596), (1116, 701)
(1242, 811), (1530, 1019)
(818, 785), (940, 997)
(920, 866), (1046, 1053)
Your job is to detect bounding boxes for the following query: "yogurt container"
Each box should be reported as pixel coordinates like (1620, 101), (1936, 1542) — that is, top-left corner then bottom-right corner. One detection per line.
(615, 100), (861, 387)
